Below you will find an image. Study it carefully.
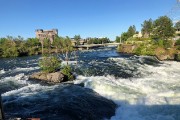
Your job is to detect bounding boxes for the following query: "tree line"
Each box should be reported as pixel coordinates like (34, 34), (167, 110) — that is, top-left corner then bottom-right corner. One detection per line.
(117, 16), (180, 60)
(0, 34), (111, 58)
(116, 16), (180, 42)
(0, 35), (73, 58)
(87, 37), (110, 44)
(73, 35), (110, 45)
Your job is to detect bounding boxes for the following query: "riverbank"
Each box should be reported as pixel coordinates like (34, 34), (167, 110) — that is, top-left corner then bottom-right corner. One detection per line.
(118, 39), (180, 61)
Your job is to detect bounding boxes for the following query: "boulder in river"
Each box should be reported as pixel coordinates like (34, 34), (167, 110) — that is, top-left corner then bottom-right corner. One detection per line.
(30, 71), (67, 83)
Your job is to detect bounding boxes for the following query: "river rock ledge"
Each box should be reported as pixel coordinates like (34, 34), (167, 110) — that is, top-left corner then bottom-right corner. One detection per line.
(30, 71), (68, 83)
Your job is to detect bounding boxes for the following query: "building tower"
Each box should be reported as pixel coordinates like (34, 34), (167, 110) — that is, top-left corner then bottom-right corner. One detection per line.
(35, 29), (58, 44)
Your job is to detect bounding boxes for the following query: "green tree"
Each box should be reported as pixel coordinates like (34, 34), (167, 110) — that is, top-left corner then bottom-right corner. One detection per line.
(175, 38), (180, 45)
(25, 38), (40, 55)
(87, 39), (93, 44)
(53, 35), (65, 53)
(0, 39), (18, 57)
(153, 16), (175, 40)
(61, 65), (74, 81)
(16, 35), (24, 41)
(100, 37), (110, 44)
(174, 21), (180, 36)
(174, 21), (180, 30)
(15, 40), (28, 56)
(6, 36), (13, 41)
(74, 35), (81, 45)
(44, 38), (51, 54)
(63, 36), (73, 64)
(39, 55), (61, 73)
(53, 35), (60, 53)
(115, 36), (120, 43)
(0, 47), (2, 57)
(121, 32), (129, 42)
(93, 38), (99, 44)
(127, 25), (136, 37)
(0, 38), (7, 44)
(141, 19), (153, 37)
(133, 43), (155, 56)
(26, 38), (40, 47)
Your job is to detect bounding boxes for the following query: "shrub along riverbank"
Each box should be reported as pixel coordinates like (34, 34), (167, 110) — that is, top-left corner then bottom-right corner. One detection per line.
(118, 38), (180, 61)
(117, 16), (180, 61)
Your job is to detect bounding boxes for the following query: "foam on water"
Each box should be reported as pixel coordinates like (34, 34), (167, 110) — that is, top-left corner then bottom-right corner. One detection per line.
(74, 58), (180, 120)
(0, 69), (6, 74)
(2, 84), (58, 100)
(0, 67), (39, 77)
(0, 66), (40, 95)
(61, 61), (78, 66)
(13, 67), (39, 72)
(0, 73), (28, 83)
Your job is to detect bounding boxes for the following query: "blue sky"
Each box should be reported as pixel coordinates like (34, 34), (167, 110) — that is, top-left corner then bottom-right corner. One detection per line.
(0, 0), (176, 40)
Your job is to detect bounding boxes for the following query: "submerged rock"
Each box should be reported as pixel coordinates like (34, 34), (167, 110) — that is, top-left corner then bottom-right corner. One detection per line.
(30, 71), (67, 83)
(3, 85), (117, 120)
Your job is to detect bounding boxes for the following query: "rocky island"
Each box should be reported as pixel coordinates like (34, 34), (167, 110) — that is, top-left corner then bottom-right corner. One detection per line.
(30, 55), (75, 83)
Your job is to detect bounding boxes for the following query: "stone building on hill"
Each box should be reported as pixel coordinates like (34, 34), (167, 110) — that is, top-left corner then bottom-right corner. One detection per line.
(35, 29), (58, 44)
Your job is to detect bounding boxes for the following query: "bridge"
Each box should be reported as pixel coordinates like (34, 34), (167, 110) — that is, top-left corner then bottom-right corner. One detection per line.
(74, 43), (121, 50)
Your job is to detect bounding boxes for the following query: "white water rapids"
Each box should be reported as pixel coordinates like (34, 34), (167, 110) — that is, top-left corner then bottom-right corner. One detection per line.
(75, 58), (180, 120)
(0, 48), (180, 120)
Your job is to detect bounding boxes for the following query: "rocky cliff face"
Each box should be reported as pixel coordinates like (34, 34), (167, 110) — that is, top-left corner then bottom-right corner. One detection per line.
(119, 44), (180, 61)
(155, 48), (176, 61)
(118, 44), (136, 54)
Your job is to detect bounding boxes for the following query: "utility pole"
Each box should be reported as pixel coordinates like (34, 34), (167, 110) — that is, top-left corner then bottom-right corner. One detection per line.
(117, 35), (122, 50)
(120, 34), (122, 44)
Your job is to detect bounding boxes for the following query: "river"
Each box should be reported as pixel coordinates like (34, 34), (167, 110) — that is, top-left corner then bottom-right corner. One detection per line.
(0, 47), (180, 120)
